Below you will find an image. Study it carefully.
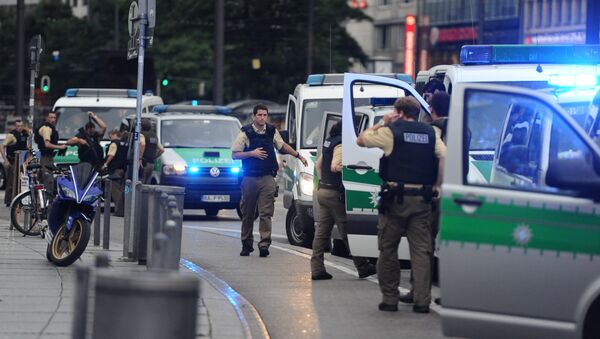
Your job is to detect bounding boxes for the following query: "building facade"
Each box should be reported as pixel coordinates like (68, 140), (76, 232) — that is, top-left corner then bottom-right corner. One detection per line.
(0, 0), (88, 18)
(522, 0), (587, 44)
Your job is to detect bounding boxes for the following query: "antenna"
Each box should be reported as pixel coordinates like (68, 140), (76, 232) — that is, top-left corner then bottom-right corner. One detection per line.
(469, 0), (476, 45)
(329, 24), (333, 73)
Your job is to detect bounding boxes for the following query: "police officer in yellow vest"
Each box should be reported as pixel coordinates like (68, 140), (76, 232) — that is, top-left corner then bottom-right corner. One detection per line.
(139, 119), (164, 184)
(232, 104), (307, 257)
(311, 120), (376, 280)
(35, 112), (67, 194)
(357, 97), (445, 313)
(1, 120), (29, 205)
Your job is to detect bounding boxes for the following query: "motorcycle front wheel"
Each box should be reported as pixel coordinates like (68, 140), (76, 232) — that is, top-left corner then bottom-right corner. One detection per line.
(48, 219), (90, 267)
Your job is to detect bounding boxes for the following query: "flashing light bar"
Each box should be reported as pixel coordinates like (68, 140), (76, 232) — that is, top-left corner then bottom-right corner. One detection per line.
(370, 98), (396, 107)
(460, 45), (600, 66)
(548, 74), (598, 88)
(64, 88), (138, 98)
(192, 100), (199, 106)
(153, 104), (169, 113)
(231, 167), (240, 174)
(307, 73), (414, 86)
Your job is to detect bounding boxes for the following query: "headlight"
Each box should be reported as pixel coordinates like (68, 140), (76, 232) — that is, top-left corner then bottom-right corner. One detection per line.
(82, 194), (99, 203)
(163, 164), (186, 175)
(60, 185), (77, 199)
(299, 172), (314, 196)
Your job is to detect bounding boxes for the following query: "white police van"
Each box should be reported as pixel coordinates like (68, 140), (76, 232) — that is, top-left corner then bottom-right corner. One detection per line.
(281, 73), (418, 247)
(52, 88), (163, 165)
(345, 68), (600, 337)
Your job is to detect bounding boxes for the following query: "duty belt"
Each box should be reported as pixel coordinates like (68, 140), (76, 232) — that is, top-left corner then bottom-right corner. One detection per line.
(318, 181), (343, 191)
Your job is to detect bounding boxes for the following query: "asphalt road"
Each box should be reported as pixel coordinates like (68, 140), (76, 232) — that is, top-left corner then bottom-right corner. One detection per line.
(1, 191), (448, 339)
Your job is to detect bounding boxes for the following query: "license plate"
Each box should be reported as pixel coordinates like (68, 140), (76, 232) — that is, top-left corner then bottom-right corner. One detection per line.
(202, 195), (230, 202)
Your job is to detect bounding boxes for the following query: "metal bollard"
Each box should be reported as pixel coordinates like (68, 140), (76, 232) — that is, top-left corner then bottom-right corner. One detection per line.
(123, 179), (132, 257)
(149, 232), (169, 271)
(162, 220), (181, 271)
(158, 192), (169, 227)
(145, 186), (161, 268)
(71, 266), (91, 339)
(93, 209), (101, 247)
(92, 271), (199, 339)
(103, 179), (111, 250)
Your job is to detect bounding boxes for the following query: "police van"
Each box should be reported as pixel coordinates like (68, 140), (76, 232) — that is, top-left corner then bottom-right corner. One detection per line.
(281, 73), (418, 247)
(51, 88), (163, 165)
(343, 73), (600, 338)
(133, 112), (243, 217)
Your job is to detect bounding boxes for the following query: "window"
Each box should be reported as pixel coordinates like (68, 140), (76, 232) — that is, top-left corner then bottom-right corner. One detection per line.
(377, 25), (391, 50)
(160, 119), (239, 148)
(465, 89), (599, 196)
(287, 98), (296, 145)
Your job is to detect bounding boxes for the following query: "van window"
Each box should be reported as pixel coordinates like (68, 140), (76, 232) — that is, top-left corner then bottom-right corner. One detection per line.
(55, 107), (135, 140)
(287, 99), (296, 145)
(465, 89), (596, 196)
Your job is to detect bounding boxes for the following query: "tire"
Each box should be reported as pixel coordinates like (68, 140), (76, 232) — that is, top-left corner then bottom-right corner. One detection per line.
(10, 190), (53, 236)
(583, 297), (600, 339)
(236, 204), (259, 220)
(285, 207), (313, 248)
(48, 219), (90, 267)
(205, 208), (219, 217)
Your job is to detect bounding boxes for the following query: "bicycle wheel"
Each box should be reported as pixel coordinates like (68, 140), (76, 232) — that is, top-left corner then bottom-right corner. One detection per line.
(10, 190), (53, 236)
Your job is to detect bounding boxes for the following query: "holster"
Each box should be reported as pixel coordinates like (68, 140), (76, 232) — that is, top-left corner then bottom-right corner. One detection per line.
(377, 183), (397, 214)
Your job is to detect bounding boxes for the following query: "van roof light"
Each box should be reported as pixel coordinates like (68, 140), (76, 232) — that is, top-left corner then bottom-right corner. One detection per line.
(370, 98), (396, 106)
(63, 88), (139, 98)
(307, 74), (327, 86)
(460, 45), (600, 65)
(548, 74), (598, 88)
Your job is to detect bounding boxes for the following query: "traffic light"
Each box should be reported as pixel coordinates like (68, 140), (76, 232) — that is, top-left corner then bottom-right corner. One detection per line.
(41, 75), (50, 93)
(161, 78), (169, 87)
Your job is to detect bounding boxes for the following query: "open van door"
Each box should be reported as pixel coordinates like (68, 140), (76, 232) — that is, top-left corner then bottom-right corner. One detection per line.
(312, 112), (343, 221)
(341, 73), (430, 258)
(441, 83), (600, 339)
(282, 94), (298, 205)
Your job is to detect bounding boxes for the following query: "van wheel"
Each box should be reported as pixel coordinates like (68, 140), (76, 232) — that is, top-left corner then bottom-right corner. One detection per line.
(583, 297), (600, 339)
(285, 207), (313, 248)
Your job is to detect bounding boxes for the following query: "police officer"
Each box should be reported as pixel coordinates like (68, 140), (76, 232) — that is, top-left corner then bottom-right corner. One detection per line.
(67, 111), (107, 169)
(399, 91), (450, 305)
(232, 104), (307, 257)
(1, 120), (29, 206)
(357, 97), (445, 313)
(139, 119), (164, 184)
(35, 111), (67, 193)
(103, 129), (128, 217)
(311, 121), (376, 280)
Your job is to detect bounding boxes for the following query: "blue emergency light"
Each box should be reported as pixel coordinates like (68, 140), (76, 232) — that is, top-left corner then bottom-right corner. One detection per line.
(460, 45), (600, 65)
(548, 74), (598, 88)
(188, 166), (200, 174)
(231, 167), (240, 174)
(191, 100), (199, 106)
(153, 105), (168, 113)
(370, 98), (396, 106)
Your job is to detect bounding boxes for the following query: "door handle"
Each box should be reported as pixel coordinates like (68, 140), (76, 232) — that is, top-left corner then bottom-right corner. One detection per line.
(347, 164), (372, 171)
(453, 197), (483, 207)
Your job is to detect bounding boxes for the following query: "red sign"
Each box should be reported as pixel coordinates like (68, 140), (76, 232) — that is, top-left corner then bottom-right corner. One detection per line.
(434, 26), (478, 44)
(404, 15), (416, 79)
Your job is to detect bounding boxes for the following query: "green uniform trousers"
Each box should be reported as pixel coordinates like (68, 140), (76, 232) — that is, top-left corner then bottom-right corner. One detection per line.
(240, 175), (276, 249)
(311, 187), (372, 275)
(377, 195), (432, 306)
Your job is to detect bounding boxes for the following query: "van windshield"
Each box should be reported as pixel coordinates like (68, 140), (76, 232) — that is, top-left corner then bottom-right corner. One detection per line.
(301, 98), (370, 148)
(55, 107), (134, 140)
(161, 119), (240, 148)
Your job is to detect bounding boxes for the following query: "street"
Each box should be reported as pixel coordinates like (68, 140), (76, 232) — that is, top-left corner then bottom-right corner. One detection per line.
(108, 195), (446, 339)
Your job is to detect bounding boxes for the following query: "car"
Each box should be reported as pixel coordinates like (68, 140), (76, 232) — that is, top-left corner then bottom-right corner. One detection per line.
(52, 88), (163, 166)
(128, 112), (243, 216)
(343, 73), (600, 339)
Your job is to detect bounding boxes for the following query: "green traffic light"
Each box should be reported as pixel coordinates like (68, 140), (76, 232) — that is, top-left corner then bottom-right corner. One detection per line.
(161, 79), (169, 87)
(42, 85), (49, 92)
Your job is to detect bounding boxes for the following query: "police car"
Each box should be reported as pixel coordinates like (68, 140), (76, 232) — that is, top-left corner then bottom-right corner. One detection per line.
(52, 88), (163, 165)
(281, 73), (418, 247)
(344, 71), (600, 338)
(135, 112), (243, 216)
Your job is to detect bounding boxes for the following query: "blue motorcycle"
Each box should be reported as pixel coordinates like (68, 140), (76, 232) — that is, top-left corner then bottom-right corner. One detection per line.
(45, 163), (103, 266)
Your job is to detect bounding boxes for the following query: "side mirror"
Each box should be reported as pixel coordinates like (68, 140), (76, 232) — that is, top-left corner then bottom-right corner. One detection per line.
(280, 130), (295, 149)
(546, 156), (600, 201)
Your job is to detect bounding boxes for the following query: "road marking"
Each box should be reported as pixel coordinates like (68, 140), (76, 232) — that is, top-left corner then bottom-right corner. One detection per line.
(181, 258), (270, 339)
(183, 225), (442, 314)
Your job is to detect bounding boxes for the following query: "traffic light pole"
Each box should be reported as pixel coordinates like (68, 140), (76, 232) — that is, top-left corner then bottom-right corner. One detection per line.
(128, 12), (147, 254)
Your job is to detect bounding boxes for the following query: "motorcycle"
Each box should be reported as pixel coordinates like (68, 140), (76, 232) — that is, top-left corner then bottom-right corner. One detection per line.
(44, 163), (103, 266)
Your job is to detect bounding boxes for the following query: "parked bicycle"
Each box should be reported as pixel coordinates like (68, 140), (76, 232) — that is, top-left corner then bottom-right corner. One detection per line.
(9, 157), (54, 236)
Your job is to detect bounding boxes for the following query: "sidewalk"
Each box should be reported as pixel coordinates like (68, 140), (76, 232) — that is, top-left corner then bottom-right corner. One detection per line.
(0, 217), (244, 339)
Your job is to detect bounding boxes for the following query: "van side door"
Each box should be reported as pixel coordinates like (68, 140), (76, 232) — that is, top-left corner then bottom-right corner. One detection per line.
(441, 83), (600, 339)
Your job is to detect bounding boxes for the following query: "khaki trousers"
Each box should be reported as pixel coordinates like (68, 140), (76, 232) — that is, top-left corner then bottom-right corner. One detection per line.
(110, 169), (125, 217)
(4, 163), (14, 205)
(240, 175), (276, 249)
(377, 196), (432, 306)
(311, 188), (371, 275)
(141, 162), (154, 184)
(40, 155), (55, 195)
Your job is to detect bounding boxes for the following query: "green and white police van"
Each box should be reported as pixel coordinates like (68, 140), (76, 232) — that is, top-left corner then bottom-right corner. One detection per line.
(52, 88), (163, 165)
(137, 112), (243, 217)
(281, 73), (417, 247)
(343, 73), (600, 338)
